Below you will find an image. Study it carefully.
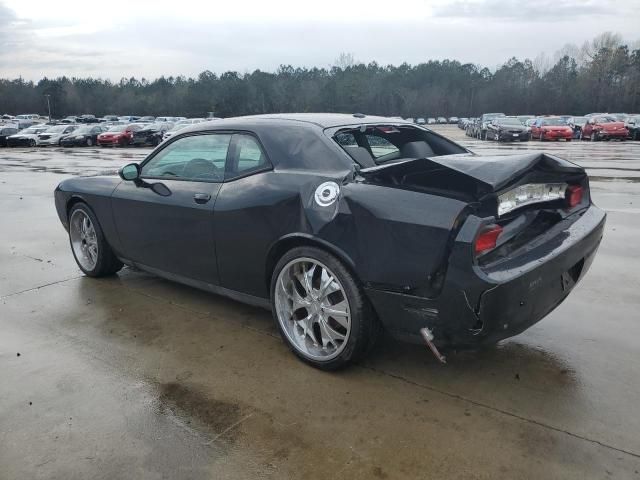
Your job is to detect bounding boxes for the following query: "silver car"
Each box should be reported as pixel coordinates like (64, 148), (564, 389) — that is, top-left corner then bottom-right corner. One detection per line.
(38, 125), (78, 146)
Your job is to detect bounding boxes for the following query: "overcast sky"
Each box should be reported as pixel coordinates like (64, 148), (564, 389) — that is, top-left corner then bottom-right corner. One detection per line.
(1, 0), (638, 80)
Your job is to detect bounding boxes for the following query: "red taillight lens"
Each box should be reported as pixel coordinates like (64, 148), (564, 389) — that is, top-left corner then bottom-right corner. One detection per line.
(475, 225), (503, 255)
(566, 185), (583, 208)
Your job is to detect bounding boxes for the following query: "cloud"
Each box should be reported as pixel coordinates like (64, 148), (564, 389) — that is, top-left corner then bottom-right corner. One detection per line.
(433, 0), (614, 21)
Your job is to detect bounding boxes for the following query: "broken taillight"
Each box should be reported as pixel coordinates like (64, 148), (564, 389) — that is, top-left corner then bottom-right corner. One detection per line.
(566, 185), (583, 208)
(475, 225), (503, 255)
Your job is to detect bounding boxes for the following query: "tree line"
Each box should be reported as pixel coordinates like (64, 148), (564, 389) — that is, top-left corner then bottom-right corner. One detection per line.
(1, 33), (638, 119)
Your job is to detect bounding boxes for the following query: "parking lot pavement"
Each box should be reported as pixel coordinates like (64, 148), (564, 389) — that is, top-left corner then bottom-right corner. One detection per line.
(1, 135), (640, 479)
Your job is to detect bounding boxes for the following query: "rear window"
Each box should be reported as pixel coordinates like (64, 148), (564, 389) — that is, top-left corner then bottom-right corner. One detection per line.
(366, 134), (399, 159)
(331, 124), (466, 167)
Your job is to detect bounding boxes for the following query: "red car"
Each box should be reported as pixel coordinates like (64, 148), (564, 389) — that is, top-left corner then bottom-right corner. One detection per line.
(97, 124), (143, 147)
(530, 117), (573, 141)
(581, 115), (629, 141)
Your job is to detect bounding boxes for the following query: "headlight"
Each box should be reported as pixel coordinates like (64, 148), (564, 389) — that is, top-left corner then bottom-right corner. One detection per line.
(498, 183), (567, 216)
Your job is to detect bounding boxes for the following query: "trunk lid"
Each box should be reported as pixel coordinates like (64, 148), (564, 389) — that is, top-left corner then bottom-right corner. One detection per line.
(359, 152), (583, 195)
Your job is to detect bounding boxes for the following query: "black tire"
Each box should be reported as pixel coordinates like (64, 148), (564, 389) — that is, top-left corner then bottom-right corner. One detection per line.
(270, 246), (380, 370)
(29, 139), (36, 147)
(86, 138), (93, 147)
(68, 203), (123, 277)
(590, 132), (597, 142)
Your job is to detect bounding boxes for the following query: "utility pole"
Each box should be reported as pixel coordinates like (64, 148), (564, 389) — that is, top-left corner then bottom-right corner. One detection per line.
(44, 94), (52, 122)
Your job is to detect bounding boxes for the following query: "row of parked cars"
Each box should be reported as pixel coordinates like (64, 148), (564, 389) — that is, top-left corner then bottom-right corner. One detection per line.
(410, 117), (459, 125)
(459, 113), (640, 142)
(0, 116), (212, 148)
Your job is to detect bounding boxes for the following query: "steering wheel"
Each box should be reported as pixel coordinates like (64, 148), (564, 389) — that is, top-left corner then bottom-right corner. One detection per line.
(183, 158), (218, 179)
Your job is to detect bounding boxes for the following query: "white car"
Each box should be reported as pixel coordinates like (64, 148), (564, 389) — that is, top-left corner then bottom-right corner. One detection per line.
(6, 125), (50, 147)
(37, 125), (79, 146)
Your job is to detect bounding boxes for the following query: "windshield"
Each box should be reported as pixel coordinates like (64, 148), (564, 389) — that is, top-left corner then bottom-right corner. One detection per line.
(594, 116), (616, 123)
(571, 117), (587, 123)
(541, 118), (566, 126)
(45, 125), (68, 133)
(22, 127), (43, 134)
(144, 122), (166, 130)
(74, 127), (93, 134)
(107, 125), (127, 132)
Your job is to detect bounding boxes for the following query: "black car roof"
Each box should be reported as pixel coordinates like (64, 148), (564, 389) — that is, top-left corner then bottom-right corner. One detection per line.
(186, 113), (411, 131)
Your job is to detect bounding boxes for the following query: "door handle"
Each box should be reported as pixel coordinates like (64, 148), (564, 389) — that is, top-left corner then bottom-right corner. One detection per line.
(193, 193), (211, 204)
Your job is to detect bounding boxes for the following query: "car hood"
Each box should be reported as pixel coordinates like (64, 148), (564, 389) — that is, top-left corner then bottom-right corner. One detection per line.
(496, 125), (526, 131)
(541, 125), (571, 130)
(359, 152), (582, 193)
(10, 133), (38, 139)
(597, 122), (626, 130)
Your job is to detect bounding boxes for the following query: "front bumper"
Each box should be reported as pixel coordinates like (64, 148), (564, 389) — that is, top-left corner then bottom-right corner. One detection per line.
(497, 131), (529, 141)
(596, 130), (628, 140)
(6, 138), (34, 147)
(365, 204), (606, 347)
(131, 133), (160, 145)
(38, 138), (60, 146)
(97, 137), (125, 146)
(61, 138), (89, 147)
(542, 131), (572, 140)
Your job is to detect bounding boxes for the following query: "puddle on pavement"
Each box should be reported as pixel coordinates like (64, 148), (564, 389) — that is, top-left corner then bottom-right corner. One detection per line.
(157, 381), (244, 439)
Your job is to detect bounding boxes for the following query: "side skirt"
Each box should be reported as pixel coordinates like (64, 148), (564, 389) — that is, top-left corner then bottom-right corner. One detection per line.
(118, 258), (271, 310)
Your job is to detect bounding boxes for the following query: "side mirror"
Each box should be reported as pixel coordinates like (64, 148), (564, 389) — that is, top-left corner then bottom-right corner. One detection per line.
(119, 163), (140, 181)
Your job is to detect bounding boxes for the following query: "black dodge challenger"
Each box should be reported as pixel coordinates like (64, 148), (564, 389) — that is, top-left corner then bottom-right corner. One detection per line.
(55, 114), (605, 369)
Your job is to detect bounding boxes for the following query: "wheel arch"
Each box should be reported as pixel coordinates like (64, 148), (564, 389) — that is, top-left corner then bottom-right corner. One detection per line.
(66, 195), (90, 219)
(265, 234), (358, 292)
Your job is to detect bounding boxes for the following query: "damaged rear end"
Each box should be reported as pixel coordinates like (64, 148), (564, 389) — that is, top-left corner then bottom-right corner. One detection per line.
(360, 152), (606, 347)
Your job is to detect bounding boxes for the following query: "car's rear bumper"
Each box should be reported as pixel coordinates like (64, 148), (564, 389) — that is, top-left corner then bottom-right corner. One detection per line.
(97, 138), (121, 145)
(365, 204), (606, 347)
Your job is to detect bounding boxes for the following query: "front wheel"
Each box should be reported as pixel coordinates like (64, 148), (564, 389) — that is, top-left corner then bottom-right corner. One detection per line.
(271, 246), (379, 370)
(68, 203), (123, 277)
(86, 138), (93, 147)
(29, 139), (37, 147)
(590, 132), (597, 142)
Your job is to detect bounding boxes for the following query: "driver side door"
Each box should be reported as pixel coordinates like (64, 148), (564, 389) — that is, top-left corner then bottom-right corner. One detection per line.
(111, 132), (231, 285)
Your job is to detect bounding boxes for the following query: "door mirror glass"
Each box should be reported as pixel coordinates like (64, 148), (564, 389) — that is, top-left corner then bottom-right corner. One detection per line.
(119, 163), (140, 181)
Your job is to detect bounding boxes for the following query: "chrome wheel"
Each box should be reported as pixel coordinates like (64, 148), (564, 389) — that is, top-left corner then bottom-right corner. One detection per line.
(275, 258), (351, 361)
(70, 209), (98, 270)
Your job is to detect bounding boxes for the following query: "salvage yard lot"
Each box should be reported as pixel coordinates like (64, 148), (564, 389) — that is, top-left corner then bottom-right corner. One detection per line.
(1, 125), (639, 479)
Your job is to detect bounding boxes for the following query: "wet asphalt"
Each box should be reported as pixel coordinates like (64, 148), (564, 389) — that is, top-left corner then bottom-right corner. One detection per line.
(0, 125), (639, 479)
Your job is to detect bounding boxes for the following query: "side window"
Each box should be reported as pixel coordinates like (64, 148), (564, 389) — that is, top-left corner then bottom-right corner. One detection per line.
(226, 134), (270, 180)
(141, 133), (231, 182)
(365, 134), (399, 159)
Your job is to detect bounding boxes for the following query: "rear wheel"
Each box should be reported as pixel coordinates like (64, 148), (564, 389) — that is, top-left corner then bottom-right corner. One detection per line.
(68, 203), (123, 277)
(271, 246), (379, 370)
